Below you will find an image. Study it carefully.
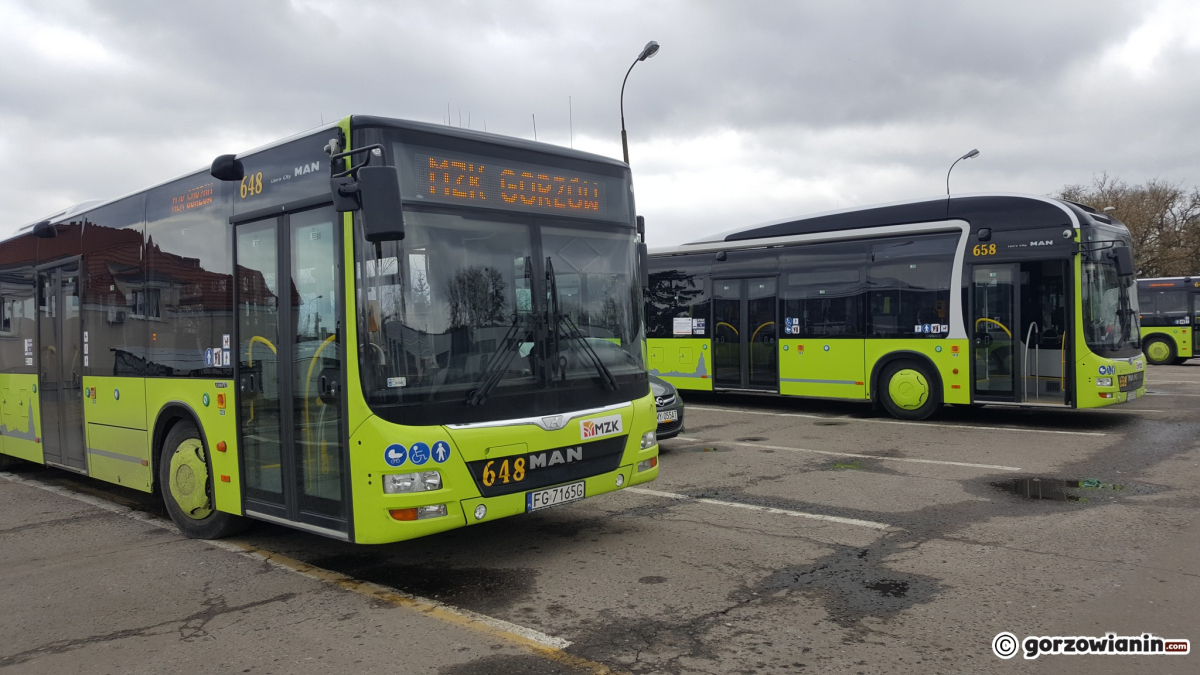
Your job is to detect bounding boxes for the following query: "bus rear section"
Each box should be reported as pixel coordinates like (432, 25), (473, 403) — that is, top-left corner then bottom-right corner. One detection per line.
(0, 115), (658, 544)
(646, 194), (1146, 419)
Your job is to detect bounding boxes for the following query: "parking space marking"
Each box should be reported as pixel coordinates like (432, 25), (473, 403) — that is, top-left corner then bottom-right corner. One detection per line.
(626, 487), (891, 530)
(673, 436), (1022, 471)
(1143, 380), (1200, 384)
(0, 471), (623, 672)
(1148, 392), (1200, 397)
(687, 405), (1105, 436)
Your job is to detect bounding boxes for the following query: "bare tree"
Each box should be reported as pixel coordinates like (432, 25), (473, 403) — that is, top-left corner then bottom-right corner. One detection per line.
(1058, 174), (1200, 277)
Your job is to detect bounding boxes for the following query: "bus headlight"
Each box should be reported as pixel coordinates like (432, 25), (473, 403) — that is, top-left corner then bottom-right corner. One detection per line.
(641, 430), (657, 449)
(1096, 377), (1113, 387)
(383, 471), (442, 494)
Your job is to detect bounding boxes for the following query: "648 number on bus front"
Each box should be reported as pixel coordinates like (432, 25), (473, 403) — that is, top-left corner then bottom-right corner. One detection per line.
(482, 458), (527, 487)
(972, 243), (997, 257)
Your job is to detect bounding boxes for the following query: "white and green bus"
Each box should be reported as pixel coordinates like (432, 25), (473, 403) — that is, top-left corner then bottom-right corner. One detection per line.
(647, 194), (1146, 419)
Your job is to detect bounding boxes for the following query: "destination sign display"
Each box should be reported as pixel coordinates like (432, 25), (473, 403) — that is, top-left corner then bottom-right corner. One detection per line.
(399, 145), (623, 222)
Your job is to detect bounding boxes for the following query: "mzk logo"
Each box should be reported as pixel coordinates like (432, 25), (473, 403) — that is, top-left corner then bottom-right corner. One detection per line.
(581, 414), (623, 439)
(294, 161), (320, 176)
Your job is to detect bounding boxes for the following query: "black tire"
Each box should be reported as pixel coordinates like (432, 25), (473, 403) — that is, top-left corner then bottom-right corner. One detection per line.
(878, 359), (942, 421)
(1142, 336), (1176, 366)
(1173, 356), (1191, 365)
(159, 419), (246, 539)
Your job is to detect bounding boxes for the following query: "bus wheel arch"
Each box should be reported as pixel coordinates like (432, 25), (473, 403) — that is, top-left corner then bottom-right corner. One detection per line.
(152, 404), (246, 539)
(871, 352), (943, 421)
(1142, 335), (1176, 366)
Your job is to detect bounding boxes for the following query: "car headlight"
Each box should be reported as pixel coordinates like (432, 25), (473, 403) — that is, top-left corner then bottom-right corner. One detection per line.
(383, 471), (442, 494)
(1096, 377), (1113, 387)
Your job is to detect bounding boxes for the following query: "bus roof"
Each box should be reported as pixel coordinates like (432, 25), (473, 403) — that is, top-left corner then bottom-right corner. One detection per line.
(9, 115), (626, 239)
(653, 193), (1120, 256)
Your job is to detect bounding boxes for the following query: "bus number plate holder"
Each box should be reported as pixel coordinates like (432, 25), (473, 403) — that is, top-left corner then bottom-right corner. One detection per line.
(527, 481), (586, 512)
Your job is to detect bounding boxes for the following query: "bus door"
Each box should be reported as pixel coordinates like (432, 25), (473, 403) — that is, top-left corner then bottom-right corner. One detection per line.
(972, 265), (1017, 401)
(712, 278), (777, 390)
(972, 261), (1070, 404)
(235, 206), (349, 537)
(37, 263), (86, 472)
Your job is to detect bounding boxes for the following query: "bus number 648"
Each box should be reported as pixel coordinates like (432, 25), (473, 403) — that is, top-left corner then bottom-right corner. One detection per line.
(482, 458), (526, 487)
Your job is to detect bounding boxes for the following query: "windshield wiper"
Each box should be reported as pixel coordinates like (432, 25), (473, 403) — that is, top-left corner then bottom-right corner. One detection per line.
(465, 316), (528, 406)
(546, 257), (618, 391)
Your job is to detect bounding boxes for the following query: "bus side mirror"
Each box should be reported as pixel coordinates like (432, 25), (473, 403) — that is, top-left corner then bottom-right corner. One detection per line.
(1109, 245), (1135, 277)
(32, 220), (56, 239)
(331, 166), (405, 242)
(210, 154), (245, 182)
(638, 242), (649, 288)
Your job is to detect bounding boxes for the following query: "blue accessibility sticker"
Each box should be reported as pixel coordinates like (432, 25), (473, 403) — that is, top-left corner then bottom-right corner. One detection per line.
(205, 348), (214, 367)
(409, 442), (431, 465)
(431, 440), (452, 463)
(384, 444), (407, 467)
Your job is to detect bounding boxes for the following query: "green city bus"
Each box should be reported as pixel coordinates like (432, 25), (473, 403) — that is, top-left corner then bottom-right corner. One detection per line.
(647, 194), (1146, 419)
(1137, 277), (1199, 365)
(0, 116), (659, 543)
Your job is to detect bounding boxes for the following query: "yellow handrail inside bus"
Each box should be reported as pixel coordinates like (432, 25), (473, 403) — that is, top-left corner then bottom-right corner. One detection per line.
(751, 321), (775, 344)
(303, 334), (338, 491)
(974, 318), (1012, 338)
(246, 336), (278, 422)
(716, 321), (739, 336)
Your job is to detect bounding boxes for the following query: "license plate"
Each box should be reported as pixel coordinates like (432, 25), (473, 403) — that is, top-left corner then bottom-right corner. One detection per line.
(526, 481), (586, 512)
(1127, 391), (1136, 401)
(657, 410), (678, 423)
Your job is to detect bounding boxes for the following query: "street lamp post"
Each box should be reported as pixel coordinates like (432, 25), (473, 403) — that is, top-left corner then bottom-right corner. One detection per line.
(620, 40), (660, 165)
(946, 148), (980, 195)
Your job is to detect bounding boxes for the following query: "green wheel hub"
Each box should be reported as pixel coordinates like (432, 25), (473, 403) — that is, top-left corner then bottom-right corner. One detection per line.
(168, 438), (213, 520)
(888, 368), (929, 410)
(1146, 340), (1171, 364)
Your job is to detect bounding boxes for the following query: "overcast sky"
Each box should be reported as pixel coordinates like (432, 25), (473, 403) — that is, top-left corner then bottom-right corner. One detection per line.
(1, 0), (1198, 245)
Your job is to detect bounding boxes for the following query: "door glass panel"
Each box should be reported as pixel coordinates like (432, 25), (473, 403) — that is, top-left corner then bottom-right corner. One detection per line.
(59, 267), (86, 468)
(747, 278), (777, 388)
(973, 267), (1015, 397)
(237, 219), (284, 505)
(290, 208), (344, 518)
(37, 272), (62, 462)
(1019, 261), (1067, 403)
(713, 280), (741, 387)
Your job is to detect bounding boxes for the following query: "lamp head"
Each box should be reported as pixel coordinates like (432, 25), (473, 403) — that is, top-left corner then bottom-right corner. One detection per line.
(639, 41), (660, 61)
(961, 148), (980, 160)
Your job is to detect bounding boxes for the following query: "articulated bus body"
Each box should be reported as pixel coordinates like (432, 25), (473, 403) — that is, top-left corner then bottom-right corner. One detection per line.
(0, 116), (658, 543)
(647, 194), (1146, 419)
(1136, 277), (1199, 365)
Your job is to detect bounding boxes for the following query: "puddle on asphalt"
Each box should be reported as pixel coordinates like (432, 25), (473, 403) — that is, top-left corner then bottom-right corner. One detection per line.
(736, 436), (766, 442)
(676, 445), (733, 453)
(864, 579), (909, 598)
(814, 420), (849, 426)
(990, 477), (1126, 501)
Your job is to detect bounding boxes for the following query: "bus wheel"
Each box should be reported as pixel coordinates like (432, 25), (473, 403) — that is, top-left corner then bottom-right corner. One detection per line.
(159, 420), (246, 539)
(879, 360), (941, 420)
(1143, 337), (1175, 366)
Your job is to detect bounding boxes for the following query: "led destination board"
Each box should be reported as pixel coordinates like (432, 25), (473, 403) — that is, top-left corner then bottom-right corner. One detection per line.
(403, 147), (619, 221)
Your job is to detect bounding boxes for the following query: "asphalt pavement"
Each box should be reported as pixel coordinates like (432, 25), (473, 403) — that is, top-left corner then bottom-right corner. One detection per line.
(3, 365), (1198, 674)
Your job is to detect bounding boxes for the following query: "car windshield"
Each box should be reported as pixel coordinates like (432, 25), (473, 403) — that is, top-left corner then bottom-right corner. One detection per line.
(357, 208), (646, 425)
(1081, 225), (1141, 357)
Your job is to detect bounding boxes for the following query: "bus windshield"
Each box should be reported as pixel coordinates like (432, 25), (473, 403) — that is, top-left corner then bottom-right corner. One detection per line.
(357, 208), (646, 425)
(1082, 255), (1141, 357)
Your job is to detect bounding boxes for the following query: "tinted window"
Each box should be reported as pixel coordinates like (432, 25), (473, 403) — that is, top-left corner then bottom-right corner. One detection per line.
(81, 195), (147, 377)
(646, 255), (711, 338)
(779, 242), (867, 337)
(0, 269), (36, 374)
(868, 235), (956, 338)
(1140, 288), (1190, 327)
(144, 174), (234, 377)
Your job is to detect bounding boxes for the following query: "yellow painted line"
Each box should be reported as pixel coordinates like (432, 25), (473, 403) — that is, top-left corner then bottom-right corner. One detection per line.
(0, 471), (622, 675)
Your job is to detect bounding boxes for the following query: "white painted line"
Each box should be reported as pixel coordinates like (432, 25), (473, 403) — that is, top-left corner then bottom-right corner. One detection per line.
(687, 405), (1105, 436)
(1148, 392), (1200, 397)
(0, 471), (573, 652)
(1143, 380), (1200, 384)
(673, 436), (1022, 472)
(626, 486), (891, 530)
